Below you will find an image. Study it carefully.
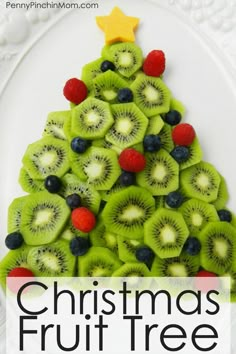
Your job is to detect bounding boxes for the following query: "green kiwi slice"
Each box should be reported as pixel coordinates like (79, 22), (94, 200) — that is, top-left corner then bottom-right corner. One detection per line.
(22, 136), (70, 179)
(146, 115), (165, 135)
(179, 198), (219, 236)
(93, 71), (128, 103)
(105, 103), (148, 149)
(102, 186), (155, 239)
(112, 263), (150, 277)
(118, 236), (142, 263)
(20, 191), (70, 246)
(136, 149), (179, 196)
(130, 74), (170, 117)
(60, 220), (88, 242)
(27, 240), (76, 277)
(78, 247), (122, 277)
(178, 138), (203, 170)
(212, 175), (229, 210)
(100, 180), (125, 202)
(89, 220), (118, 254)
(72, 147), (121, 190)
(43, 111), (70, 140)
(71, 97), (114, 139)
(180, 161), (220, 203)
(151, 253), (200, 277)
(8, 195), (28, 233)
(158, 124), (174, 152)
(60, 173), (101, 214)
(199, 221), (236, 274)
(63, 111), (73, 140)
(144, 208), (189, 258)
(107, 42), (143, 78)
(81, 58), (104, 91)
(0, 246), (31, 289)
(170, 98), (185, 116)
(18, 167), (44, 194)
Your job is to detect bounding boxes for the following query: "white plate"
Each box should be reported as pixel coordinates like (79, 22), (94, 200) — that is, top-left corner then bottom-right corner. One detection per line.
(0, 0), (236, 351)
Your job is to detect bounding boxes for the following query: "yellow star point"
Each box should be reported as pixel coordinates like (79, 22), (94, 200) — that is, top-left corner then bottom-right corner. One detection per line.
(96, 7), (140, 44)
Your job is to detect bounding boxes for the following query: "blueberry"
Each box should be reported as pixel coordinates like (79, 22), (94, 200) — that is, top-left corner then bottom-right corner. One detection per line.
(135, 246), (154, 265)
(5, 232), (24, 250)
(143, 134), (162, 152)
(66, 194), (82, 209)
(184, 237), (201, 256)
(70, 237), (90, 256)
(117, 88), (133, 103)
(164, 110), (181, 126)
(170, 146), (190, 163)
(217, 209), (232, 222)
(71, 137), (90, 154)
(166, 191), (184, 208)
(101, 60), (115, 72)
(120, 171), (135, 186)
(44, 175), (61, 193)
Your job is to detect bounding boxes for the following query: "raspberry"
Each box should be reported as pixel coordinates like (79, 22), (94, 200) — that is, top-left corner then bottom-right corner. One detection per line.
(143, 50), (166, 77)
(7, 267), (35, 293)
(63, 78), (87, 105)
(194, 270), (219, 293)
(172, 123), (195, 146)
(72, 207), (96, 233)
(118, 148), (146, 172)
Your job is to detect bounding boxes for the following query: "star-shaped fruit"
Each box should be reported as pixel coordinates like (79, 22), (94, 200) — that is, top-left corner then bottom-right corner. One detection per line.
(96, 7), (139, 44)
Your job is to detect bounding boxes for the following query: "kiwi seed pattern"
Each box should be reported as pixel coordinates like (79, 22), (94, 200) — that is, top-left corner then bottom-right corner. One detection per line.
(1, 28), (236, 301)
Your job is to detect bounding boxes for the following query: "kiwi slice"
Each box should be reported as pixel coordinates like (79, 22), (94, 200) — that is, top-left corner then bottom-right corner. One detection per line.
(0, 246), (31, 289)
(179, 198), (219, 236)
(180, 161), (220, 203)
(60, 173), (101, 214)
(78, 247), (122, 277)
(81, 58), (104, 91)
(43, 111), (70, 141)
(100, 180), (125, 202)
(18, 167), (44, 194)
(63, 111), (73, 140)
(22, 136), (70, 179)
(8, 195), (28, 233)
(112, 263), (150, 277)
(92, 139), (123, 154)
(107, 42), (143, 78)
(72, 147), (121, 190)
(212, 175), (229, 210)
(102, 186), (155, 239)
(60, 220), (88, 242)
(20, 191), (70, 246)
(89, 220), (118, 254)
(93, 71), (128, 103)
(105, 103), (148, 149)
(199, 222), (236, 274)
(170, 98), (185, 116)
(71, 97), (114, 139)
(144, 208), (189, 259)
(151, 253), (200, 277)
(136, 149), (179, 196)
(178, 138), (203, 170)
(27, 240), (76, 277)
(118, 236), (142, 263)
(130, 74), (170, 117)
(158, 124), (174, 152)
(146, 115), (164, 135)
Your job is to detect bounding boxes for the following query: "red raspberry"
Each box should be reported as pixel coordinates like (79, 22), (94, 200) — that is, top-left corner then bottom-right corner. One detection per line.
(172, 123), (196, 146)
(72, 207), (96, 233)
(7, 267), (35, 293)
(143, 50), (166, 77)
(194, 270), (219, 293)
(118, 148), (146, 173)
(63, 78), (88, 105)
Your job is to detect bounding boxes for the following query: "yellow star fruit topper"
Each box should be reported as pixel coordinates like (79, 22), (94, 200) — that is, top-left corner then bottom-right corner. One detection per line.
(96, 7), (140, 44)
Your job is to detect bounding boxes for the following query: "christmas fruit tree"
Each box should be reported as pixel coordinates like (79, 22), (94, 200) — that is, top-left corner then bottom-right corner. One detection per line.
(0, 7), (236, 301)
